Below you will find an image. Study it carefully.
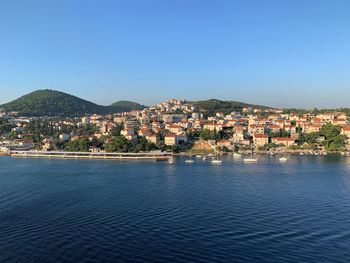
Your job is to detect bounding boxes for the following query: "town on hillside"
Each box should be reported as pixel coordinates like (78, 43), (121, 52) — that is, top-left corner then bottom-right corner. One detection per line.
(1, 99), (350, 155)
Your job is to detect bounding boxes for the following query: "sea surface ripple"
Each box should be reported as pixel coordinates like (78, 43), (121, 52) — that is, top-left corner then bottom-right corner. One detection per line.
(1, 155), (350, 262)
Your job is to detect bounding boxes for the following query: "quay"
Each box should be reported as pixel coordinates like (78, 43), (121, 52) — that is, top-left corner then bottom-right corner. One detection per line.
(10, 150), (173, 161)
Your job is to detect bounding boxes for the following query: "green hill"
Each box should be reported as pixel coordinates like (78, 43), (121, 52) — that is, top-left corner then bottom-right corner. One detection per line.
(111, 100), (145, 111)
(0, 90), (126, 116)
(192, 99), (270, 116)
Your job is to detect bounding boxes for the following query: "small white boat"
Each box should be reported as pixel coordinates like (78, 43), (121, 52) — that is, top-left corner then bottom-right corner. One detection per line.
(279, 157), (288, 162)
(300, 152), (304, 156)
(186, 152), (195, 163)
(211, 153), (222, 164)
(168, 156), (174, 164)
(202, 156), (207, 160)
(244, 145), (257, 163)
(196, 155), (202, 158)
(243, 158), (258, 163)
(233, 153), (242, 158)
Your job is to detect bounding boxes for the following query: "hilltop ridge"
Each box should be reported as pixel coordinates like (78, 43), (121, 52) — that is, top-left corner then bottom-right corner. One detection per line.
(0, 90), (144, 116)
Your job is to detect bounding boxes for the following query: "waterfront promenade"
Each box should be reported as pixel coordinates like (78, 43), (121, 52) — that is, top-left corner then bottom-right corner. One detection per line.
(10, 150), (172, 161)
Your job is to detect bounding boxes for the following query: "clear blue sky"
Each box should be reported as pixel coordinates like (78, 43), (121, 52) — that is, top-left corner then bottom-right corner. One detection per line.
(1, 0), (350, 108)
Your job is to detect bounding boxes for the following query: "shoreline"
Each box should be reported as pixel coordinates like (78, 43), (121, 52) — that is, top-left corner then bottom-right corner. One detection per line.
(2, 149), (349, 160)
(8, 150), (172, 161)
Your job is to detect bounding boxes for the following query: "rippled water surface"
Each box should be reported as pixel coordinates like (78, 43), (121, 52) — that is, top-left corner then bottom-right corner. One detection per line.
(1, 155), (350, 262)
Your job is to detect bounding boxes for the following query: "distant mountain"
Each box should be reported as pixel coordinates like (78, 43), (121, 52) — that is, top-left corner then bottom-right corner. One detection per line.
(192, 99), (270, 116)
(111, 100), (145, 111)
(0, 90), (133, 117)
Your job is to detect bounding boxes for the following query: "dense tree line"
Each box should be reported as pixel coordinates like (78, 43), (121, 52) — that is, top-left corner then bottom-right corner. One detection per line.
(105, 136), (157, 153)
(299, 123), (346, 151)
(192, 99), (268, 117)
(0, 119), (13, 135)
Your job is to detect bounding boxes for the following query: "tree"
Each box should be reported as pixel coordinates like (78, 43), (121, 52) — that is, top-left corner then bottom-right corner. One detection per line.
(65, 138), (91, 152)
(6, 131), (18, 140)
(105, 136), (132, 152)
(320, 123), (341, 139)
(323, 135), (346, 151)
(110, 124), (123, 137)
(319, 124), (346, 151)
(302, 132), (319, 144)
(200, 129), (218, 141)
(299, 123), (346, 151)
(269, 129), (290, 138)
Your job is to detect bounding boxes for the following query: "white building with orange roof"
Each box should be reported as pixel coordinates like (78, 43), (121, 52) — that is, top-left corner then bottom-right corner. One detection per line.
(203, 122), (223, 131)
(271, 137), (295, 147)
(253, 134), (269, 148)
(146, 134), (159, 144)
(303, 124), (321, 134)
(139, 127), (152, 137)
(164, 133), (176, 146)
(217, 139), (232, 148)
(268, 125), (280, 133)
(332, 118), (347, 126)
(232, 130), (244, 143)
(341, 126), (350, 137)
(274, 120), (285, 129)
(164, 132), (188, 146)
(248, 124), (265, 135)
(177, 121), (192, 129)
(167, 125), (183, 135)
(225, 120), (237, 127)
(311, 117), (322, 124)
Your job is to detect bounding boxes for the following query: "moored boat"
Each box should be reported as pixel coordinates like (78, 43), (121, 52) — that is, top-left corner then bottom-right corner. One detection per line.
(279, 157), (288, 162)
(211, 153), (222, 164)
(243, 158), (258, 163)
(233, 153), (242, 158)
(243, 145), (257, 163)
(211, 159), (223, 164)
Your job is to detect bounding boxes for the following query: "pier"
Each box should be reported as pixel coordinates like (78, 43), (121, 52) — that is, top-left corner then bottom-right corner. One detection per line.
(10, 150), (173, 161)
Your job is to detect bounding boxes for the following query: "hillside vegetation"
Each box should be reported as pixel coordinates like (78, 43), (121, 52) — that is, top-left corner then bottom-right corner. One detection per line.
(0, 90), (144, 116)
(111, 100), (145, 111)
(192, 99), (269, 116)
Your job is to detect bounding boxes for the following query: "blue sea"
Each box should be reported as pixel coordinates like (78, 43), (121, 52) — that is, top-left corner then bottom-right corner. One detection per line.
(1, 155), (350, 262)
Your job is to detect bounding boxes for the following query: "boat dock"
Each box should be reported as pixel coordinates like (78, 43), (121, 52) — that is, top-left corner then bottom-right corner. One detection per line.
(10, 150), (173, 161)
